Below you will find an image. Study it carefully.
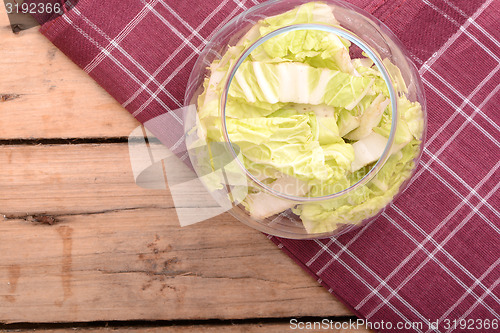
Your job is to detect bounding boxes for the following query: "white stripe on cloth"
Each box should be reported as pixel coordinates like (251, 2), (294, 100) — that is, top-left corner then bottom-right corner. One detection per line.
(360, 168), (500, 320)
(389, 204), (500, 310)
(267, 210), (303, 228)
(124, 0), (233, 109)
(313, 239), (430, 333)
(444, 273), (500, 333)
(383, 212), (496, 312)
(387, 205), (500, 306)
(429, 5), (498, 67)
(387, 209), (500, 318)
(422, 77), (499, 148)
(179, 151), (189, 161)
(426, 257), (500, 333)
(424, 64), (500, 133)
(404, 56), (500, 218)
(419, 0), (497, 75)
(419, 157), (500, 228)
(433, 168), (499, 231)
(306, 218), (377, 268)
(424, 149), (500, 219)
(83, 0), (159, 73)
(61, 15), (176, 114)
(407, 82), (499, 192)
(356, 162), (499, 311)
(440, 0), (500, 49)
(422, 65), (500, 150)
(70, 3), (183, 108)
(157, 0), (208, 45)
(232, 0), (248, 10)
(132, 1), (246, 117)
(138, 0), (202, 55)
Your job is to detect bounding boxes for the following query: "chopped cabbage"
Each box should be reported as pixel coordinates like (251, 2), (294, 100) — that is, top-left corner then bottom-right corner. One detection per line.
(195, 1), (424, 234)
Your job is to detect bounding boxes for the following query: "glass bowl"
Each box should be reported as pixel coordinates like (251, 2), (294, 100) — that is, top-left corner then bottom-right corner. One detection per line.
(184, 0), (427, 239)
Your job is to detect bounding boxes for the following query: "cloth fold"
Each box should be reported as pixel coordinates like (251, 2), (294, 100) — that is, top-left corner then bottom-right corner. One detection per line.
(27, 0), (499, 331)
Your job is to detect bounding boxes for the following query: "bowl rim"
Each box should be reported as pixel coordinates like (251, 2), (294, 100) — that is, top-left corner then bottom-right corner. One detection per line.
(183, 0), (428, 238)
(219, 23), (399, 202)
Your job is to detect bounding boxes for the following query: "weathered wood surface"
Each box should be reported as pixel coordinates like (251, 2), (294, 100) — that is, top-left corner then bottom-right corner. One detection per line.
(0, 143), (351, 323)
(0, 4), (362, 330)
(0, 7), (138, 139)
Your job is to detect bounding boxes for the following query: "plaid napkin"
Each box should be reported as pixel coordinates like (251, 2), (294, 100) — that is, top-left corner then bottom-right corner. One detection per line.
(28, 0), (499, 331)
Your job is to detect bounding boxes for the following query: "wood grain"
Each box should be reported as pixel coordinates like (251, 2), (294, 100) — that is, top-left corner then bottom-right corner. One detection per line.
(0, 144), (167, 214)
(0, 144), (350, 323)
(0, 7), (139, 140)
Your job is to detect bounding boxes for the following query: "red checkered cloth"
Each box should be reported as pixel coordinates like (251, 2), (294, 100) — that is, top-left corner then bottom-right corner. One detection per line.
(28, 0), (499, 332)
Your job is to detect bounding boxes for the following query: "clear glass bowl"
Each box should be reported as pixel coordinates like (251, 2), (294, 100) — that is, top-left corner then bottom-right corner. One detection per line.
(184, 0), (427, 239)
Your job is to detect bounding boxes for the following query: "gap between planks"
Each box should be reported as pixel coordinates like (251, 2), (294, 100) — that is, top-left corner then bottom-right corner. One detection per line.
(0, 317), (372, 332)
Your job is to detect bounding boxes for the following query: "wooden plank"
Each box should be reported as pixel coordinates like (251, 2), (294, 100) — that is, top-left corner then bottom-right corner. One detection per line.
(0, 143), (168, 214)
(0, 7), (139, 140)
(0, 144), (352, 323)
(9, 323), (373, 333)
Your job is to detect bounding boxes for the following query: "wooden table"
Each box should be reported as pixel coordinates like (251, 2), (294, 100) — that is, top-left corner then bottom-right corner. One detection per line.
(0, 7), (371, 332)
